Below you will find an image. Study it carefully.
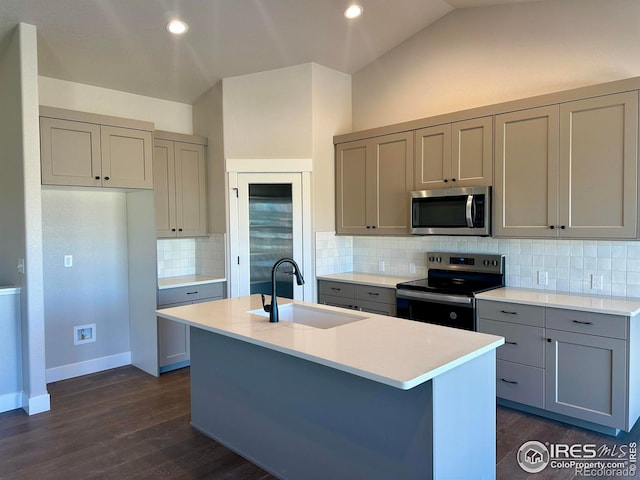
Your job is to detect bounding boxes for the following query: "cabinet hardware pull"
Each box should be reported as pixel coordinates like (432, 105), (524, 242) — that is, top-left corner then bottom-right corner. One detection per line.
(451, 178), (456, 182)
(560, 225), (566, 229)
(372, 225), (377, 229)
(572, 320), (593, 325)
(500, 310), (518, 315)
(549, 225), (555, 229)
(500, 378), (518, 385)
(95, 176), (100, 180)
(178, 228), (183, 232)
(171, 228), (176, 232)
(368, 292), (379, 296)
(331, 287), (341, 291)
(366, 226), (371, 229)
(186, 291), (198, 295)
(104, 176), (110, 180)
(444, 179), (449, 183)
(505, 341), (518, 345)
(547, 338), (552, 342)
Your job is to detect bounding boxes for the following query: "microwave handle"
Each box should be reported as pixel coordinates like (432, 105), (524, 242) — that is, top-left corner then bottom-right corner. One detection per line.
(465, 195), (474, 227)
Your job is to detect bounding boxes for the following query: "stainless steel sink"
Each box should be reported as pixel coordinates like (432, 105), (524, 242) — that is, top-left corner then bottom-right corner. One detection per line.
(248, 303), (367, 329)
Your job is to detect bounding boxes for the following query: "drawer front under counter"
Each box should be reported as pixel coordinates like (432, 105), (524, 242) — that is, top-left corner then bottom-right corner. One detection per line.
(477, 318), (545, 368)
(354, 285), (395, 305)
(318, 281), (355, 299)
(477, 300), (544, 327)
(158, 282), (224, 306)
(546, 308), (627, 339)
(496, 360), (544, 409)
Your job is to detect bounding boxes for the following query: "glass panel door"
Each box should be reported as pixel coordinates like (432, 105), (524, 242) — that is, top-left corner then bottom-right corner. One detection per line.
(248, 184), (294, 298)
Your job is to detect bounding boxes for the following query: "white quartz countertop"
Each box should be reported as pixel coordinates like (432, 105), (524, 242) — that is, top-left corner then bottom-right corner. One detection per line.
(157, 295), (504, 390)
(316, 272), (419, 288)
(476, 287), (640, 317)
(0, 286), (20, 296)
(158, 275), (226, 290)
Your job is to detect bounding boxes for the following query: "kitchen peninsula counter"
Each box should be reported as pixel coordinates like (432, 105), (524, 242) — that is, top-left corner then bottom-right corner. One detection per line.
(157, 295), (504, 479)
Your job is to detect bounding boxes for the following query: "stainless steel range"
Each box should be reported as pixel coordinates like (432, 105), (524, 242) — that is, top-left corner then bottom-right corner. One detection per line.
(396, 252), (505, 331)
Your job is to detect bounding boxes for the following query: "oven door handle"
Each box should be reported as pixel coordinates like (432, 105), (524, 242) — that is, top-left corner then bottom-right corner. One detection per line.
(465, 195), (474, 228)
(396, 290), (473, 306)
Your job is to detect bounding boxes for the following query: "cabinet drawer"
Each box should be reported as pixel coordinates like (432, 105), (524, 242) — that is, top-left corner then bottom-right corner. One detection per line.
(546, 308), (627, 339)
(496, 360), (544, 408)
(354, 285), (395, 305)
(358, 299), (396, 316)
(318, 294), (356, 310)
(477, 300), (544, 327)
(318, 281), (355, 299)
(158, 282), (224, 306)
(478, 319), (545, 368)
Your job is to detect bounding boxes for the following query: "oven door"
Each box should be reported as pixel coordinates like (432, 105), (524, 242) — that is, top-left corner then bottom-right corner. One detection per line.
(396, 291), (476, 331)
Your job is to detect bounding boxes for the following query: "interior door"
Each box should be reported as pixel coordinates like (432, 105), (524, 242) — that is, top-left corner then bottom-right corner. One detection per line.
(235, 173), (304, 300)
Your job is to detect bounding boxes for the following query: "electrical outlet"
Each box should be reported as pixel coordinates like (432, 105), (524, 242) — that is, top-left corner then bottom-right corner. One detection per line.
(591, 274), (603, 290)
(409, 263), (416, 274)
(64, 255), (73, 268)
(537, 271), (548, 285)
(378, 260), (385, 273)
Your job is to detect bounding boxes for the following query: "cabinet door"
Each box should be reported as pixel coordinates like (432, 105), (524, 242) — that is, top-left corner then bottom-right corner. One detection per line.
(452, 116), (493, 187)
(101, 126), (153, 189)
(371, 132), (414, 234)
(558, 92), (638, 239)
(545, 329), (627, 429)
(336, 139), (369, 234)
(175, 142), (207, 237)
(414, 124), (451, 189)
(40, 117), (102, 187)
(494, 106), (560, 237)
(158, 313), (190, 368)
(153, 139), (177, 237)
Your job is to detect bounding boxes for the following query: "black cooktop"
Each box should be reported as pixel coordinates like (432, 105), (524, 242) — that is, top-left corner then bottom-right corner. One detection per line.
(396, 271), (504, 297)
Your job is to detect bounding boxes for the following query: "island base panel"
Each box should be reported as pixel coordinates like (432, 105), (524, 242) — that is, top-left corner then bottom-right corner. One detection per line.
(190, 328), (496, 480)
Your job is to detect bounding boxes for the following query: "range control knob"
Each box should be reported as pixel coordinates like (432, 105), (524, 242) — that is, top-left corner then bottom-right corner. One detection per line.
(483, 259), (490, 266)
(428, 256), (434, 262)
(492, 260), (499, 267)
(435, 257), (442, 263)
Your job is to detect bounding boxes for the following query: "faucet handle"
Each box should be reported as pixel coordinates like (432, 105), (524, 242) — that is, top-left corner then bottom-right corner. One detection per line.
(261, 294), (271, 313)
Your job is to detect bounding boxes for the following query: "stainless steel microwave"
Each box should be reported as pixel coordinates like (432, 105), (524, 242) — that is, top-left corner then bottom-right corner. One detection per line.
(410, 186), (491, 236)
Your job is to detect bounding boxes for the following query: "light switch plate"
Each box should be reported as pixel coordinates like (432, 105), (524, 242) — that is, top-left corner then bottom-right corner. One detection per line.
(64, 255), (73, 268)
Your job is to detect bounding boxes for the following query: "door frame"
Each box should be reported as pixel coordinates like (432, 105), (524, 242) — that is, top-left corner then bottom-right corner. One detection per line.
(227, 159), (313, 301)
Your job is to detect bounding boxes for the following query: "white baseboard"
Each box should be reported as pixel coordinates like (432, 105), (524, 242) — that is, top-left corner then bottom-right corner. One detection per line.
(0, 391), (22, 414)
(46, 352), (132, 383)
(21, 392), (50, 415)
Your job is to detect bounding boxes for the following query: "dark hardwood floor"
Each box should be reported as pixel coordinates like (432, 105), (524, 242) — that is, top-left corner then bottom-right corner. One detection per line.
(0, 366), (638, 479)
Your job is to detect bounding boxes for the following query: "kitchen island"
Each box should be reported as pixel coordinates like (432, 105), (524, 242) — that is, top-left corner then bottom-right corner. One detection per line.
(157, 295), (504, 480)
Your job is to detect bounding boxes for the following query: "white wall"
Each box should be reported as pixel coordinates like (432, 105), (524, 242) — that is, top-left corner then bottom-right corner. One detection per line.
(0, 23), (49, 415)
(42, 190), (131, 379)
(0, 289), (22, 413)
(311, 64), (351, 232)
(38, 76), (193, 134)
(352, 0), (640, 130)
(223, 63), (314, 159)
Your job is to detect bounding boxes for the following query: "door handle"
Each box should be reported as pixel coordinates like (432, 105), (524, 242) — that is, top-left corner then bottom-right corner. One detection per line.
(465, 195), (474, 228)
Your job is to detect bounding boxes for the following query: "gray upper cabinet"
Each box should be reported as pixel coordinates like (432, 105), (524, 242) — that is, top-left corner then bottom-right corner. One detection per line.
(494, 92), (638, 239)
(40, 109), (153, 189)
(153, 132), (207, 238)
(336, 131), (414, 235)
(414, 116), (492, 190)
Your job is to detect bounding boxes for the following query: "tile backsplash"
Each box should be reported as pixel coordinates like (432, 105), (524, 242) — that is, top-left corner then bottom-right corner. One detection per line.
(315, 232), (640, 298)
(157, 234), (226, 278)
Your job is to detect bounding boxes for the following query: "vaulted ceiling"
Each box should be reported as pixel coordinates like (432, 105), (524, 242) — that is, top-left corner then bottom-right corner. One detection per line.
(0, 0), (539, 103)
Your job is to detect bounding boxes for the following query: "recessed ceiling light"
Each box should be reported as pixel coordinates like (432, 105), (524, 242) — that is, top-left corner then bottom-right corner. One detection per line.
(166, 19), (189, 35)
(344, 4), (363, 19)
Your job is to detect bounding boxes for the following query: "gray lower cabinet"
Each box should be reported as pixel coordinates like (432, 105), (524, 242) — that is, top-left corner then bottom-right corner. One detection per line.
(157, 282), (225, 372)
(478, 299), (640, 433)
(545, 308), (627, 429)
(318, 280), (396, 316)
(477, 301), (545, 409)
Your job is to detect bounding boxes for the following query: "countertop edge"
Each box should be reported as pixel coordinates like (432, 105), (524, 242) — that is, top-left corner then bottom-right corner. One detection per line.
(158, 276), (227, 290)
(476, 287), (640, 317)
(0, 287), (20, 296)
(316, 272), (419, 288)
